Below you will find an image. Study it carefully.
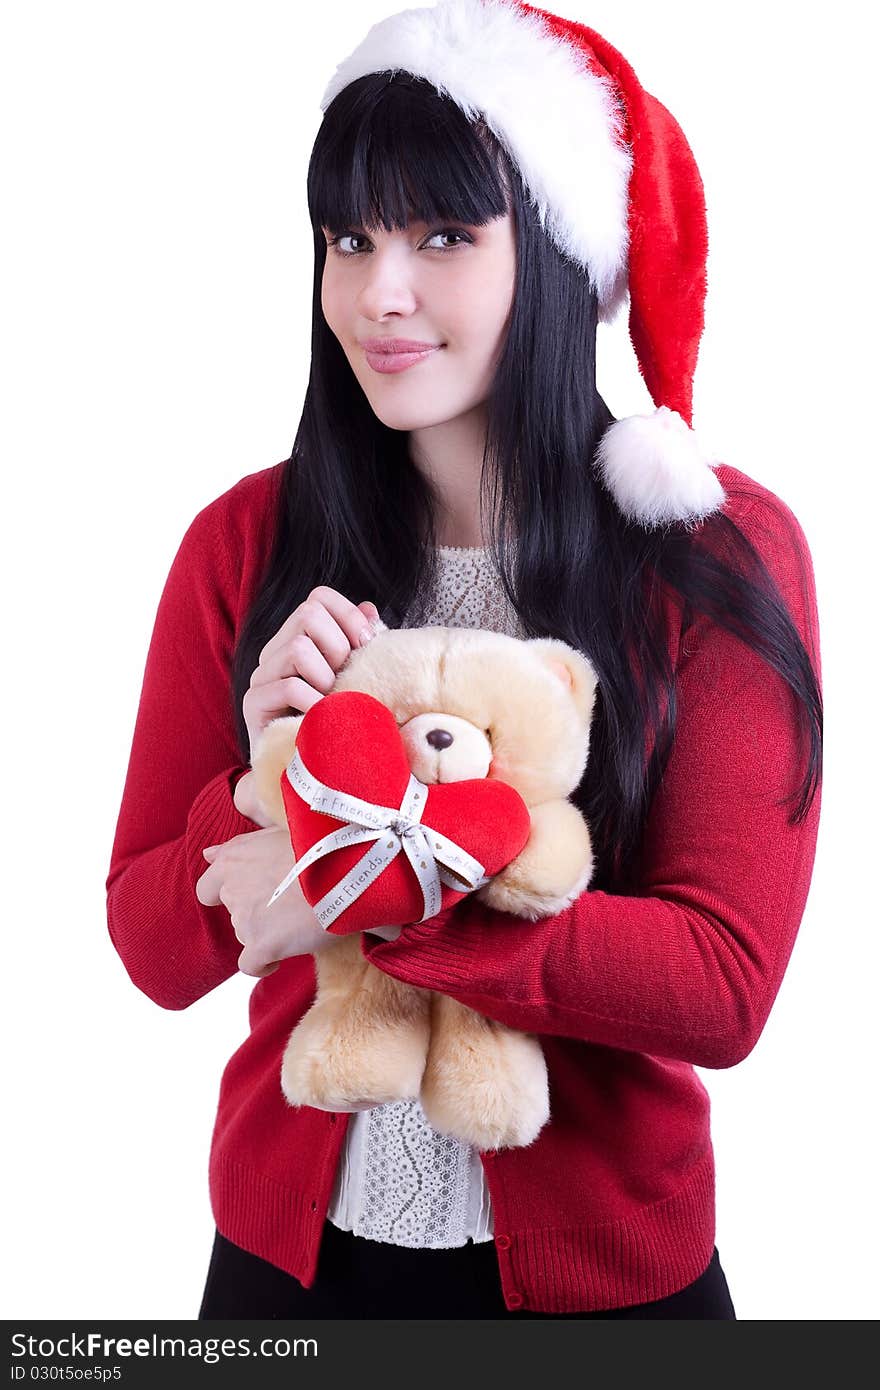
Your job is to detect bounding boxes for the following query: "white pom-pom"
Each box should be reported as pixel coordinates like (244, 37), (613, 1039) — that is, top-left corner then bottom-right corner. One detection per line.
(594, 406), (726, 528)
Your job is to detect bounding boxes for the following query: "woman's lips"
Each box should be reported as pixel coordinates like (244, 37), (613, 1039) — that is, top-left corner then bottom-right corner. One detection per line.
(364, 345), (443, 374)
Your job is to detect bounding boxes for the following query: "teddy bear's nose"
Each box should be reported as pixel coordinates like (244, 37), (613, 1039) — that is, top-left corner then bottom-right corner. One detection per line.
(426, 728), (454, 750)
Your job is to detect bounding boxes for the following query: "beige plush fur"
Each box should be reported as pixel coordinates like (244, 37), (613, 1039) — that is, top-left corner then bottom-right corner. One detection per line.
(251, 625), (598, 1151)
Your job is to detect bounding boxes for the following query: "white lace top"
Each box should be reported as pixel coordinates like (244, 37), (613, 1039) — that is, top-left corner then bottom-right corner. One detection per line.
(325, 543), (527, 1248)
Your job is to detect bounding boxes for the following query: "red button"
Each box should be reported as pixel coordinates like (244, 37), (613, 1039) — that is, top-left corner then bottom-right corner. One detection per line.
(495, 1234), (511, 1250)
(329, 1115), (338, 1125)
(310, 1200), (318, 1211)
(508, 1291), (524, 1309)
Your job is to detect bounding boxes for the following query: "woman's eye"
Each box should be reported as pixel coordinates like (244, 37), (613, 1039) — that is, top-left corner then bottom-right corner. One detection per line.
(327, 228), (472, 257)
(424, 229), (471, 252)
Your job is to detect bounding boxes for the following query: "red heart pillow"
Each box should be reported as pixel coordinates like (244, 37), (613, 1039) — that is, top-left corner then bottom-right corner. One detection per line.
(278, 690), (531, 936)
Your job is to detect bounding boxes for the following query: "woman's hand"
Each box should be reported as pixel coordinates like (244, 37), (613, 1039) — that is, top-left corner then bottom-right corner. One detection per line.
(242, 586), (382, 762)
(195, 827), (330, 976)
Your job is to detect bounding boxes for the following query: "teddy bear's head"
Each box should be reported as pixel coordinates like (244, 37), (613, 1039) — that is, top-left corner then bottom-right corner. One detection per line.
(332, 624), (598, 806)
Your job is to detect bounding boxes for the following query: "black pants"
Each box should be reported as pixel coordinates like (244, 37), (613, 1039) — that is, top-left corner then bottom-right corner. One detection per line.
(198, 1219), (736, 1319)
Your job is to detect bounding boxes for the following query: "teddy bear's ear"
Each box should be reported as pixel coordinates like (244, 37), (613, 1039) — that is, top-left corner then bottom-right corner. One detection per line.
(532, 641), (599, 726)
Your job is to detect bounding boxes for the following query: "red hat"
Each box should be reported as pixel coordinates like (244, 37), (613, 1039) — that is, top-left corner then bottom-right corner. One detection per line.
(321, 0), (726, 529)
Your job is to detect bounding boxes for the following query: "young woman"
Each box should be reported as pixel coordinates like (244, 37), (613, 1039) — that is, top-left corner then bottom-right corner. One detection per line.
(106, 0), (821, 1320)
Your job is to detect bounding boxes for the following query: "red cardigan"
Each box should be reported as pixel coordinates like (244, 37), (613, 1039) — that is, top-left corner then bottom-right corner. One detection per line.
(105, 460), (822, 1314)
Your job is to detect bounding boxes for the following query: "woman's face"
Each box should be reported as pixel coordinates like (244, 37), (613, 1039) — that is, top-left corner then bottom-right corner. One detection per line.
(320, 212), (516, 432)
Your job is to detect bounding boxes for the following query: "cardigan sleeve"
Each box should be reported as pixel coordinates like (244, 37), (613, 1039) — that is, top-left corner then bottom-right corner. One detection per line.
(361, 490), (823, 1069)
(105, 495), (261, 1010)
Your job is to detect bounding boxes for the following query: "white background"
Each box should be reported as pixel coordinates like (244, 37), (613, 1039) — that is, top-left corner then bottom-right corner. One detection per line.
(2, 0), (877, 1321)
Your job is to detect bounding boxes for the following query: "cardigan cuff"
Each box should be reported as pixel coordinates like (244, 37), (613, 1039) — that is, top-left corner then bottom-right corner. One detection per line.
(359, 903), (483, 991)
(185, 765), (262, 895)
(188, 764), (255, 839)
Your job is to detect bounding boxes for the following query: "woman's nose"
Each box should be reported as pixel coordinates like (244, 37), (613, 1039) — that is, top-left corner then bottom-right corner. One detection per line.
(358, 256), (419, 313)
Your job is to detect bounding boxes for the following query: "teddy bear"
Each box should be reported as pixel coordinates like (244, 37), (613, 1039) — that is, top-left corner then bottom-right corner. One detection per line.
(250, 623), (598, 1151)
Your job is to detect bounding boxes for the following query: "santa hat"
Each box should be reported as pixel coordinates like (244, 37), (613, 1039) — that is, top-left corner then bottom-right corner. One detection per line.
(320, 0), (726, 529)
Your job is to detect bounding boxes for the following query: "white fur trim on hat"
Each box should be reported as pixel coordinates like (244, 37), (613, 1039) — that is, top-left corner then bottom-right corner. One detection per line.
(320, 0), (633, 323)
(594, 407), (726, 528)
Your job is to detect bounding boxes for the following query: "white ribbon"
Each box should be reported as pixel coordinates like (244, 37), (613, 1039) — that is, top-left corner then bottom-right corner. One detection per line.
(266, 746), (492, 931)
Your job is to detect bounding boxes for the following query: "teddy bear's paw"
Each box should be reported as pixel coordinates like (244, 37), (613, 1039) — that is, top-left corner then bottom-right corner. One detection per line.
(477, 842), (595, 919)
(476, 875), (574, 921)
(280, 996), (431, 1112)
(420, 1027), (550, 1151)
(250, 715), (304, 827)
(477, 802), (595, 918)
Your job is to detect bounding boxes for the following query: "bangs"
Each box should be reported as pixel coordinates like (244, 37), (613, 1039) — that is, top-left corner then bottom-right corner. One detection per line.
(307, 72), (511, 236)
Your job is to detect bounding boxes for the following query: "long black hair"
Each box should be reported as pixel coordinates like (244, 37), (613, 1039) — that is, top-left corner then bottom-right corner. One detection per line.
(231, 72), (822, 891)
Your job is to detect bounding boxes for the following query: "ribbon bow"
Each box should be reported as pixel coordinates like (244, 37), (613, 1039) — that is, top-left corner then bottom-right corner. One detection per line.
(267, 746), (491, 931)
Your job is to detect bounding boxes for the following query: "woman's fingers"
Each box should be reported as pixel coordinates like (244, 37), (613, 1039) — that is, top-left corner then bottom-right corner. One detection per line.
(195, 857), (222, 907)
(237, 927), (291, 976)
(258, 590), (377, 676)
(237, 948), (280, 978)
(193, 827), (333, 975)
(242, 674), (325, 737)
(244, 588), (381, 758)
(250, 629), (338, 693)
